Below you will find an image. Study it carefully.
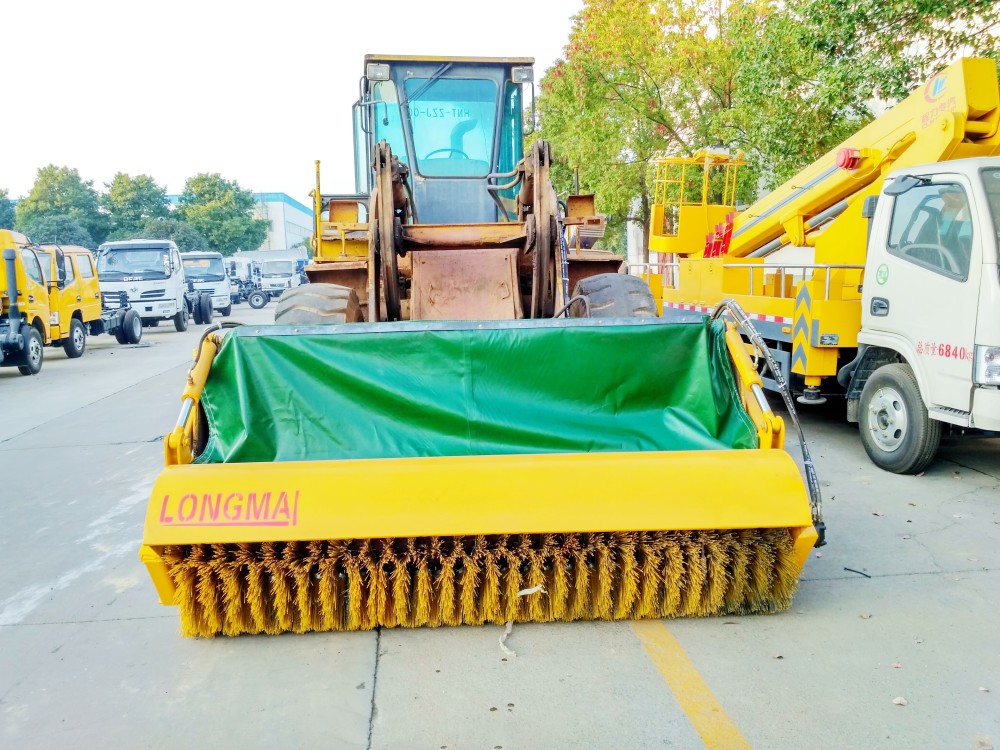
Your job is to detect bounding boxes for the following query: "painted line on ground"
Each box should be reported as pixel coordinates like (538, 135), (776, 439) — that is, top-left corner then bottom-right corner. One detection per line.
(631, 620), (752, 750)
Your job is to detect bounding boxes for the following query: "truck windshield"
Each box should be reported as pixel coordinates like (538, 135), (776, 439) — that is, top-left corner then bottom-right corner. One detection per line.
(183, 257), (225, 280)
(262, 261), (295, 277)
(35, 250), (53, 283)
(404, 77), (497, 178)
(97, 248), (170, 279)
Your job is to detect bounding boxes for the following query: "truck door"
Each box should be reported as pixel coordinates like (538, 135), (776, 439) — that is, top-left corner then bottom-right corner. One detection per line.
(864, 176), (981, 414)
(75, 253), (102, 319)
(18, 248), (51, 342)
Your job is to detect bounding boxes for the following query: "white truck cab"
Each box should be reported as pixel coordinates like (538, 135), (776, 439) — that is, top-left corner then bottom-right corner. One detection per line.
(96, 239), (213, 331)
(848, 157), (1000, 471)
(260, 258), (300, 298)
(182, 251), (233, 316)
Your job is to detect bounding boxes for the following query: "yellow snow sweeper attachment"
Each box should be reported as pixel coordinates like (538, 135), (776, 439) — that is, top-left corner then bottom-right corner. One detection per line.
(139, 301), (823, 637)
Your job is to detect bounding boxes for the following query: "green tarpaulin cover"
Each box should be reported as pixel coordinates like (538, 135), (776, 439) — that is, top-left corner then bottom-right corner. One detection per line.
(195, 318), (758, 464)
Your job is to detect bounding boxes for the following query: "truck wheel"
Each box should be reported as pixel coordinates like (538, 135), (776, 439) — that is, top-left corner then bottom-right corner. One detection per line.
(123, 309), (143, 344)
(248, 290), (268, 309)
(174, 306), (189, 332)
(199, 293), (214, 324)
(859, 363), (941, 474)
(220, 304), (232, 317)
(63, 318), (86, 358)
(17, 325), (44, 376)
(274, 284), (364, 324)
(568, 273), (658, 318)
(115, 311), (130, 344)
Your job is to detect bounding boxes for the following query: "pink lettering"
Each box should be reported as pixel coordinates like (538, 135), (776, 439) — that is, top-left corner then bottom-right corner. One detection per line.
(247, 492), (271, 521)
(200, 493), (221, 522)
(272, 491), (290, 521)
(177, 494), (198, 522)
(224, 492), (243, 520)
(159, 495), (174, 523)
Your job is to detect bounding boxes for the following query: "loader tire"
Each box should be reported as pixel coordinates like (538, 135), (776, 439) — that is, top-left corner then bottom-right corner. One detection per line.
(274, 284), (365, 325)
(858, 363), (941, 474)
(63, 318), (86, 358)
(569, 273), (657, 318)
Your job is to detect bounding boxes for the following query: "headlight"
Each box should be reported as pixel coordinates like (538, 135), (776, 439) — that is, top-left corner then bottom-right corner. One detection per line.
(974, 345), (1000, 386)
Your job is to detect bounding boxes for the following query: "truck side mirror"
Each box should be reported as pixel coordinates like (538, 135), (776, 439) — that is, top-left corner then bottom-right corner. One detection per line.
(861, 195), (879, 219)
(55, 249), (67, 289)
(883, 175), (926, 197)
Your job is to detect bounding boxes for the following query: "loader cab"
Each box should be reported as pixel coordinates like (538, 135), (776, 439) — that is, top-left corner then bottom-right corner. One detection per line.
(354, 55), (534, 224)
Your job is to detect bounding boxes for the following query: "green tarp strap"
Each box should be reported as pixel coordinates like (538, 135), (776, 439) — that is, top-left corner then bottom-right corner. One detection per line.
(195, 318), (758, 464)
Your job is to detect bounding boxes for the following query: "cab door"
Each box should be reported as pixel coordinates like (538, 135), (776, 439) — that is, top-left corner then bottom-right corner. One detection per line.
(73, 253), (102, 322)
(862, 175), (981, 414)
(17, 248), (51, 342)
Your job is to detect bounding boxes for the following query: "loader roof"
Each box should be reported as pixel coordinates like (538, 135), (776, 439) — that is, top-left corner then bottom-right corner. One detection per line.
(364, 54), (534, 65)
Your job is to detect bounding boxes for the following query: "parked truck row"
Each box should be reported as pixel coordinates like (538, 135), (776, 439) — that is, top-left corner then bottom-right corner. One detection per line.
(1, 231), (299, 376)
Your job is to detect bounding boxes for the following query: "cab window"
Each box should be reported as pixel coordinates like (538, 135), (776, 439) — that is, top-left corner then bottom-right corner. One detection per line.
(64, 256), (76, 284)
(404, 77), (497, 178)
(21, 249), (44, 284)
(78, 255), (95, 279)
(887, 182), (972, 280)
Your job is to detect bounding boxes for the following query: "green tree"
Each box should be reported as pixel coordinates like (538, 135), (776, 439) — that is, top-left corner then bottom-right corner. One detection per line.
(130, 217), (210, 252)
(801, 0), (1000, 102)
(176, 174), (269, 255)
(103, 173), (169, 237)
(14, 165), (109, 244)
(0, 189), (14, 230)
(20, 214), (94, 246)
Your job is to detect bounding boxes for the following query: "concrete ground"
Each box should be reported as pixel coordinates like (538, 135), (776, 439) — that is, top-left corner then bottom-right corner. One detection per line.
(1, 301), (997, 749)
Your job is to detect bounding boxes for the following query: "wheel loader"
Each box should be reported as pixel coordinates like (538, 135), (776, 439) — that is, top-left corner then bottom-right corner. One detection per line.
(139, 55), (823, 637)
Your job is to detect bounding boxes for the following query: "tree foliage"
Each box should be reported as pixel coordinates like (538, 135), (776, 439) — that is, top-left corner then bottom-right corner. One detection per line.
(14, 165), (108, 246)
(103, 173), (169, 238)
(539, 0), (1000, 258)
(0, 189), (14, 230)
(176, 174), (269, 255)
(20, 214), (93, 247)
(127, 217), (210, 252)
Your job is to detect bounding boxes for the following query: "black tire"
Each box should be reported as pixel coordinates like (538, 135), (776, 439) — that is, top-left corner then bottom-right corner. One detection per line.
(141, 318), (160, 328)
(858, 363), (941, 474)
(115, 311), (130, 344)
(220, 304), (232, 317)
(568, 273), (658, 318)
(199, 293), (213, 324)
(17, 325), (44, 376)
(173, 306), (189, 332)
(63, 317), (86, 358)
(191, 298), (204, 325)
(248, 290), (268, 309)
(274, 284), (365, 325)
(123, 309), (143, 344)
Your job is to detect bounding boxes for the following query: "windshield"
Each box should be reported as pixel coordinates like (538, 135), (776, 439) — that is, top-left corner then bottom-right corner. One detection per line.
(403, 77), (497, 178)
(183, 256), (226, 280)
(36, 250), (53, 283)
(262, 261), (295, 277)
(97, 247), (170, 279)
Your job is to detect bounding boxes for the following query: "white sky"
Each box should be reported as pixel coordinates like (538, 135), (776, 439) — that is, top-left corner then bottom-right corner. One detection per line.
(5, 0), (583, 206)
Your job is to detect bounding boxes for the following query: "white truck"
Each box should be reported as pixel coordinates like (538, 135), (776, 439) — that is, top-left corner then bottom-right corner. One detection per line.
(95, 239), (215, 331)
(260, 258), (300, 299)
(181, 251), (233, 316)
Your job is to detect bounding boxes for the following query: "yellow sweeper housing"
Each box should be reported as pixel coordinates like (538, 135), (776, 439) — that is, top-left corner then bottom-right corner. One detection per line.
(140, 303), (823, 637)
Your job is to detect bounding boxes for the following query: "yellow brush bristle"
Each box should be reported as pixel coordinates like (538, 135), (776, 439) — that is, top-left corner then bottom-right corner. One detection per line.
(166, 528), (804, 637)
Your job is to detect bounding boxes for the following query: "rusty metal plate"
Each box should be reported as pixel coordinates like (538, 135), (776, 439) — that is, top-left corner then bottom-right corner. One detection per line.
(411, 248), (522, 320)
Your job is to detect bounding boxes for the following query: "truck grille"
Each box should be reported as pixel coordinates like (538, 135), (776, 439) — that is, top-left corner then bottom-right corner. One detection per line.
(140, 289), (167, 299)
